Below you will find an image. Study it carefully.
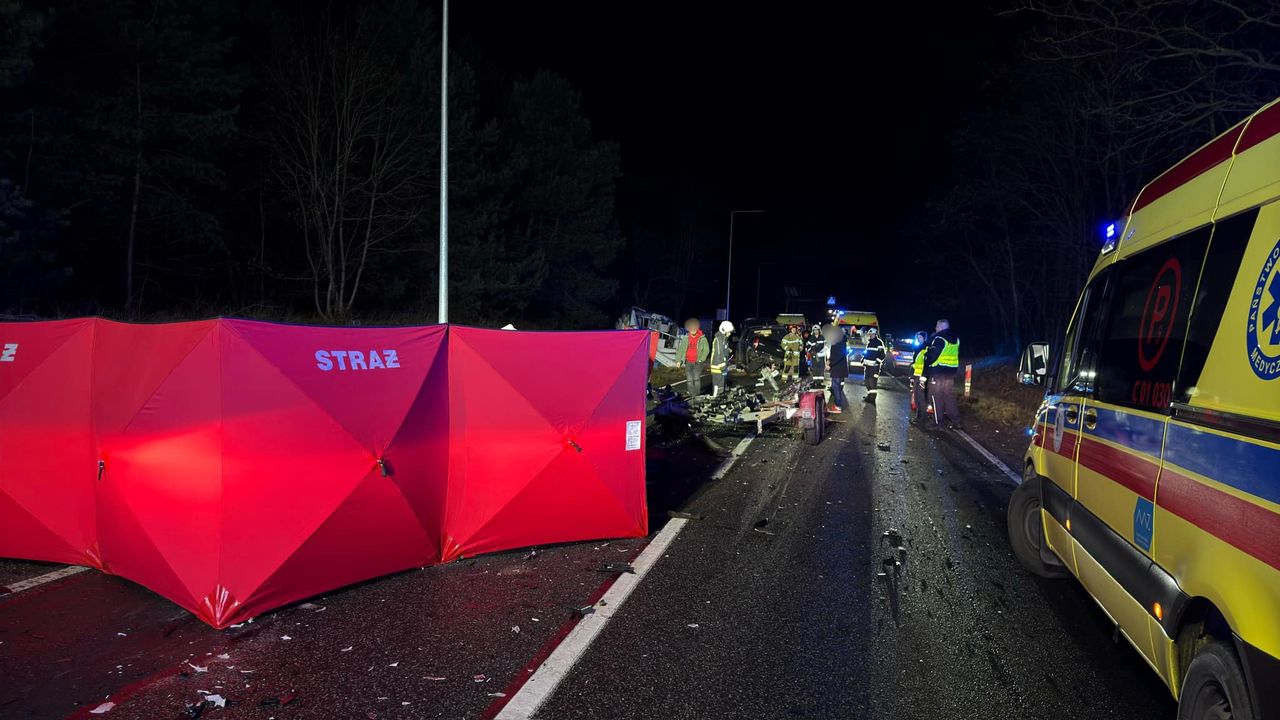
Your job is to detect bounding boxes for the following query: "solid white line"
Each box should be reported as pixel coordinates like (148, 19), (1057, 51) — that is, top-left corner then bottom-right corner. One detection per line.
(497, 433), (757, 719)
(2, 565), (88, 594)
(711, 434), (756, 480)
(955, 429), (1022, 485)
(495, 517), (690, 720)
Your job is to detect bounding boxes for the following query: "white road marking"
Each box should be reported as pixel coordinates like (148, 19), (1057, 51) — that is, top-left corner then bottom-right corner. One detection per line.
(2, 565), (88, 594)
(495, 519), (689, 720)
(955, 429), (1022, 485)
(496, 434), (756, 720)
(889, 374), (1023, 485)
(711, 434), (756, 480)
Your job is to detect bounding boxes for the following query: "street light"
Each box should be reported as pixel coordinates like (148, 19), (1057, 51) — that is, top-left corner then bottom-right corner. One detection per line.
(437, 0), (449, 323)
(726, 209), (763, 320)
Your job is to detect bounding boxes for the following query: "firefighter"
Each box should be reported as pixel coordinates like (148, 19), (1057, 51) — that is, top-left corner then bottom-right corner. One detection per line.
(910, 331), (929, 424)
(805, 323), (825, 384)
(710, 320), (734, 397)
(924, 319), (961, 428)
(862, 326), (886, 403)
(677, 318), (710, 397)
(780, 325), (803, 382)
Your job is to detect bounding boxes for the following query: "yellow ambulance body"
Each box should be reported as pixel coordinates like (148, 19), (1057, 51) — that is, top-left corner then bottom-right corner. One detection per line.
(1013, 98), (1280, 719)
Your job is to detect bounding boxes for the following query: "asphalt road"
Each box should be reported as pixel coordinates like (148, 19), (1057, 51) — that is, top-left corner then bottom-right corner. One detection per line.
(0, 376), (1178, 719)
(540, 377), (1178, 720)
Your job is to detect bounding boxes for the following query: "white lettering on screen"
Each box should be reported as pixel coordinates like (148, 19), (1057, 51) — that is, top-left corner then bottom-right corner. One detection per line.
(315, 349), (401, 371)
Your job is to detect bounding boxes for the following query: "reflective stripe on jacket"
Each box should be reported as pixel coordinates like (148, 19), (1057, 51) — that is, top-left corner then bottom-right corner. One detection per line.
(710, 334), (730, 374)
(781, 333), (803, 358)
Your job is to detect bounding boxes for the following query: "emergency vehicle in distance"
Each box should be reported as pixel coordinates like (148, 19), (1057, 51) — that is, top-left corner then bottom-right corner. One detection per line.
(890, 333), (925, 372)
(1010, 98), (1280, 720)
(832, 310), (879, 369)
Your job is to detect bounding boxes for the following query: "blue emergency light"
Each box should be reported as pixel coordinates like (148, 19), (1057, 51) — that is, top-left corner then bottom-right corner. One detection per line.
(1101, 220), (1120, 254)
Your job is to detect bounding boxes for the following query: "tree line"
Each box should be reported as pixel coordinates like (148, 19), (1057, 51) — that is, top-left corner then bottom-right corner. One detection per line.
(0, 0), (622, 327)
(923, 0), (1280, 354)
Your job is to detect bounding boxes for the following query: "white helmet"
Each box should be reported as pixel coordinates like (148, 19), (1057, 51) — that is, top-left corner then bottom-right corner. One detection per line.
(719, 320), (735, 334)
(867, 326), (878, 336)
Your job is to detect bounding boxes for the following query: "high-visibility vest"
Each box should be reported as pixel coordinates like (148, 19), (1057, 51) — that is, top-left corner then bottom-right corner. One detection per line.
(931, 338), (960, 368)
(912, 350), (926, 376)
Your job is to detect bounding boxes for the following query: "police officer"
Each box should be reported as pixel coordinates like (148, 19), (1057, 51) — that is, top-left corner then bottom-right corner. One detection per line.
(924, 319), (961, 428)
(910, 331), (929, 424)
(862, 327), (886, 403)
(780, 325), (803, 382)
(710, 320), (734, 397)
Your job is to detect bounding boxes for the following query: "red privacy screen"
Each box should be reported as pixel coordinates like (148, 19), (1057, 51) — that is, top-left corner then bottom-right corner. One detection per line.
(0, 319), (649, 627)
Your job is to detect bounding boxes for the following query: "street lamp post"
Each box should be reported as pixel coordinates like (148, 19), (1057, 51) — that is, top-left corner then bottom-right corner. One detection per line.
(726, 209), (763, 320)
(437, 0), (449, 323)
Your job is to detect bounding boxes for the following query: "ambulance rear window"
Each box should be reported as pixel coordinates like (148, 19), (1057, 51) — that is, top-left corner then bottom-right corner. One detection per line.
(1175, 208), (1258, 404)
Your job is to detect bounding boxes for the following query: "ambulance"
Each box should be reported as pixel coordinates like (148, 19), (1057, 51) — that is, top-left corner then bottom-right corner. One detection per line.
(1010, 98), (1280, 720)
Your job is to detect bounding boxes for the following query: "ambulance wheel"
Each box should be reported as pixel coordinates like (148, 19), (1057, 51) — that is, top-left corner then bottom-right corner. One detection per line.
(1177, 641), (1255, 720)
(1007, 474), (1068, 579)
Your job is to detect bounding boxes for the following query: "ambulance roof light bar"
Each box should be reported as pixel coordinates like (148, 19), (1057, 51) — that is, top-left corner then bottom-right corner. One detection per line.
(1101, 220), (1120, 254)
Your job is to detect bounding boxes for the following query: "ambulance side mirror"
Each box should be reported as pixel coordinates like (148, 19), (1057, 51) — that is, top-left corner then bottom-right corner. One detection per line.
(1018, 342), (1050, 386)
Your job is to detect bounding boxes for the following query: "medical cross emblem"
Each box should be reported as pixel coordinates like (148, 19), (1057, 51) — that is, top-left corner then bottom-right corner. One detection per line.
(1263, 271), (1280, 346)
(1246, 238), (1280, 379)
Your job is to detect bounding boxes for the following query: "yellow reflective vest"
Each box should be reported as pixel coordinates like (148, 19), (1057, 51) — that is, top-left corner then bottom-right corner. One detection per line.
(932, 337), (960, 368)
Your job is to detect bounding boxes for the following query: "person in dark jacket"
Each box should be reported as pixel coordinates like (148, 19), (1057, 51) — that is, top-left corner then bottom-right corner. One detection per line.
(710, 321), (734, 397)
(825, 325), (848, 413)
(861, 326), (886, 403)
(910, 331), (930, 424)
(924, 318), (961, 428)
(805, 323), (825, 383)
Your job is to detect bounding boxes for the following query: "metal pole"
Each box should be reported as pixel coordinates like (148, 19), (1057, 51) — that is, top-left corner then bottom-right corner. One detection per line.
(437, 0), (449, 324)
(725, 212), (736, 318)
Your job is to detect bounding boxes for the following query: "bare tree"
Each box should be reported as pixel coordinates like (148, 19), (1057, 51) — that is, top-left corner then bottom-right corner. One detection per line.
(932, 1), (1280, 351)
(268, 5), (431, 319)
(1012, 0), (1280, 138)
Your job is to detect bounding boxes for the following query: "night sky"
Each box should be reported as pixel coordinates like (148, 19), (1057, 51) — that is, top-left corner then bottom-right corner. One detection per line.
(460, 2), (1004, 331)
